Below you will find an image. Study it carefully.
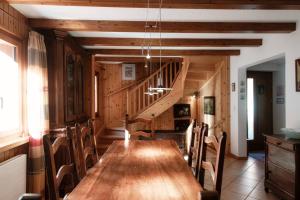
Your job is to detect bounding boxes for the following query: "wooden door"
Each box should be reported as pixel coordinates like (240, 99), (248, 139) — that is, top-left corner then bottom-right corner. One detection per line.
(247, 71), (273, 152)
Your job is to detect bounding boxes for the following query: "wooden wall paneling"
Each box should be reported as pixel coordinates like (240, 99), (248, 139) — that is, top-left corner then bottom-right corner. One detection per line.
(153, 96), (196, 130)
(0, 1), (28, 39)
(197, 57), (231, 152)
(102, 63), (149, 128)
(0, 143), (28, 163)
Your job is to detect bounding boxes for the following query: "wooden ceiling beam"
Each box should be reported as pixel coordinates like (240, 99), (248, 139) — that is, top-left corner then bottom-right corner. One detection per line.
(77, 38), (262, 47)
(29, 19), (296, 33)
(7, 0), (300, 9)
(89, 49), (241, 56)
(95, 57), (183, 63)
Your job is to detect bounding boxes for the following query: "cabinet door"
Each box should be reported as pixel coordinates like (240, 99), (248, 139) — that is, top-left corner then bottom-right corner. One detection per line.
(76, 59), (84, 116)
(65, 54), (77, 122)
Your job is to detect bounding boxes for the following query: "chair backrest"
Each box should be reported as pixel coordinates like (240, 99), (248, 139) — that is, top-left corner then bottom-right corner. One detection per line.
(186, 120), (197, 167)
(197, 128), (227, 197)
(77, 119), (99, 176)
(185, 119), (195, 155)
(194, 123), (207, 177)
(125, 114), (154, 140)
(43, 129), (79, 200)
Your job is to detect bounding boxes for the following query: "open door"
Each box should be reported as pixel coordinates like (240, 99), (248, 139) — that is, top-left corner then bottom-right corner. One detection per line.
(247, 71), (273, 152)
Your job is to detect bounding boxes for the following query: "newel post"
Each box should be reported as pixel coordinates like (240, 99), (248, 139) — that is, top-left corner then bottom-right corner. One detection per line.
(151, 114), (155, 138)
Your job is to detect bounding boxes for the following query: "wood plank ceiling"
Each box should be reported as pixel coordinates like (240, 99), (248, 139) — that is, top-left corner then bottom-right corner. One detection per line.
(9, 1), (298, 60)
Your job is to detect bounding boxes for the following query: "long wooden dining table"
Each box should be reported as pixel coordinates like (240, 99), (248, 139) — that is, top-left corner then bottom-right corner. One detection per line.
(67, 140), (203, 200)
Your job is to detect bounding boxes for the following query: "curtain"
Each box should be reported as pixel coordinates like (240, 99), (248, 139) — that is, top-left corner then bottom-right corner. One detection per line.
(27, 31), (49, 196)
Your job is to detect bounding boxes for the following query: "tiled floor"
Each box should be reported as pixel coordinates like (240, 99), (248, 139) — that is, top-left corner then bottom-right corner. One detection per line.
(205, 153), (279, 200)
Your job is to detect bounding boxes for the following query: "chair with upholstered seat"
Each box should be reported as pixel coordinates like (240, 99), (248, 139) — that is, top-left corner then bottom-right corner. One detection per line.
(43, 128), (79, 200)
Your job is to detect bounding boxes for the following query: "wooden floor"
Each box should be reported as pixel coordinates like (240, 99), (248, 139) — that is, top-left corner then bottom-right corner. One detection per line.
(214, 153), (279, 200)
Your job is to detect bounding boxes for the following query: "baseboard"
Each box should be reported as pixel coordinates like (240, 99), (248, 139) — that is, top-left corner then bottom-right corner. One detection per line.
(228, 152), (248, 160)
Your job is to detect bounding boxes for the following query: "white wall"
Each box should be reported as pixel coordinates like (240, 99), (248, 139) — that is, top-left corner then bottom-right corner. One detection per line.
(230, 28), (300, 157)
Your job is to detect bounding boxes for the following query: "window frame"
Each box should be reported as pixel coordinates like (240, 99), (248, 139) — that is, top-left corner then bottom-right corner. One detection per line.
(0, 30), (26, 140)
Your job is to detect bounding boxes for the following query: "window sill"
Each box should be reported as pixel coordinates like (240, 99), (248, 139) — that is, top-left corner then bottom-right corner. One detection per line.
(0, 135), (29, 153)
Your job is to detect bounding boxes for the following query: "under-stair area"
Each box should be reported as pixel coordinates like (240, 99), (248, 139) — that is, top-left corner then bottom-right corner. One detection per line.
(97, 128), (125, 156)
(96, 56), (231, 157)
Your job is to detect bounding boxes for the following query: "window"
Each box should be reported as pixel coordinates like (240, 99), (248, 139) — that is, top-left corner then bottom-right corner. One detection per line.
(0, 39), (21, 137)
(95, 72), (99, 117)
(247, 78), (254, 140)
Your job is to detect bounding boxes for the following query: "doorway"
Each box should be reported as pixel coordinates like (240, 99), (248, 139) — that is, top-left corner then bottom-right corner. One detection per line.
(246, 57), (285, 154)
(247, 71), (273, 152)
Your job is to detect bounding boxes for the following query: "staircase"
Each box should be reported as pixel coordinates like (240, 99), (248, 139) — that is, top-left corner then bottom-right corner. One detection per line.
(97, 58), (190, 156)
(127, 58), (190, 120)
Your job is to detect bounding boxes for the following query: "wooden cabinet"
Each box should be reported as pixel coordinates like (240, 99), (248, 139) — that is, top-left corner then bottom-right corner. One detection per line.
(64, 47), (85, 122)
(265, 134), (300, 200)
(43, 30), (90, 128)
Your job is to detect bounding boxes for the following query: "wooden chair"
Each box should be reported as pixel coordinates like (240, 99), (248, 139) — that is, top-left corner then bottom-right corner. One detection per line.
(196, 127), (227, 198)
(185, 119), (195, 166)
(77, 119), (99, 176)
(43, 129), (79, 200)
(193, 123), (207, 177)
(125, 114), (155, 140)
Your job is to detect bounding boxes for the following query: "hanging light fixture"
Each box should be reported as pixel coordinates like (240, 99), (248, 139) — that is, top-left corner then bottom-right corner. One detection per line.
(146, 47), (151, 59)
(145, 86), (159, 95)
(144, 0), (172, 95)
(150, 0), (173, 94)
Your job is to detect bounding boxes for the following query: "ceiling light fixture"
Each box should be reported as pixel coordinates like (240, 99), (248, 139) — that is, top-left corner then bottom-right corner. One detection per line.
(144, 0), (172, 95)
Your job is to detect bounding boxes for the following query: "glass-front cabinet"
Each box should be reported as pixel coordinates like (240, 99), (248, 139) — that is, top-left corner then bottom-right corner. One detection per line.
(65, 46), (85, 123)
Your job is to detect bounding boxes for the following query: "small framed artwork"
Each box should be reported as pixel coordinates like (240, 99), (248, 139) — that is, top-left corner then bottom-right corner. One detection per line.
(122, 64), (136, 80)
(204, 96), (215, 115)
(296, 59), (300, 91)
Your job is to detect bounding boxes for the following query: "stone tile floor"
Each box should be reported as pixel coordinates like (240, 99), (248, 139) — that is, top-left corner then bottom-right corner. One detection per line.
(204, 152), (280, 200)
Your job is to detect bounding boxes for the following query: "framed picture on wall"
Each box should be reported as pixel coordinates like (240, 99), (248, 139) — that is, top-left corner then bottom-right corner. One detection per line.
(122, 64), (136, 80)
(204, 96), (215, 115)
(296, 59), (300, 91)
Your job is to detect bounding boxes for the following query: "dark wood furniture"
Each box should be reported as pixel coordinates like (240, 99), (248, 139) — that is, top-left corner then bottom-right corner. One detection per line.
(197, 127), (227, 199)
(67, 140), (219, 200)
(264, 134), (300, 200)
(43, 130), (79, 200)
(43, 30), (89, 129)
(77, 119), (99, 176)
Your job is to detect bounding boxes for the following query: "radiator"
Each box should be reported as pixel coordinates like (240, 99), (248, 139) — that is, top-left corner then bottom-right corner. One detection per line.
(0, 154), (27, 200)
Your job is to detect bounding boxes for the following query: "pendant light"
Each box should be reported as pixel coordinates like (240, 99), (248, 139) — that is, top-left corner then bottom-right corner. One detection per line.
(151, 0), (172, 94)
(144, 0), (172, 95)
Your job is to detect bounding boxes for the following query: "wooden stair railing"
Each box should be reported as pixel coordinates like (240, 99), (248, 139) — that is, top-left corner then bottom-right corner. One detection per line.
(127, 61), (182, 119)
